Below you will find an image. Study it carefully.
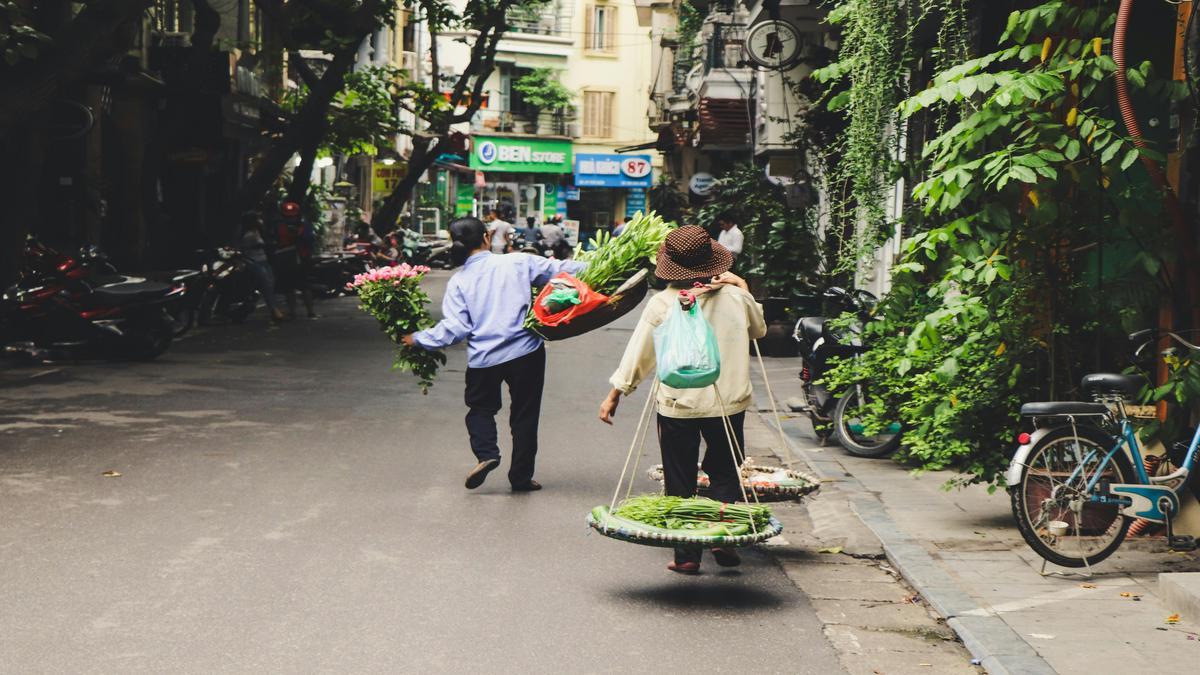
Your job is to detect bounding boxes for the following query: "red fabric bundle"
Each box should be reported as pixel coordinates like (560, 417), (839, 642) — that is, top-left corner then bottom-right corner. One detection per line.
(531, 273), (609, 327)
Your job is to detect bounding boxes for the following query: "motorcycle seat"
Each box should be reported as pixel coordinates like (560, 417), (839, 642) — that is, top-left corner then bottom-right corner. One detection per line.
(797, 316), (825, 342)
(1020, 401), (1110, 417)
(1081, 373), (1146, 399)
(92, 279), (172, 304)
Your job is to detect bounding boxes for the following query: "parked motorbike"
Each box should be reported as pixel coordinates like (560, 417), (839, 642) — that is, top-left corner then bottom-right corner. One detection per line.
(2, 240), (184, 360)
(400, 229), (453, 269)
(309, 251), (370, 298)
(791, 287), (902, 457)
(196, 247), (259, 325)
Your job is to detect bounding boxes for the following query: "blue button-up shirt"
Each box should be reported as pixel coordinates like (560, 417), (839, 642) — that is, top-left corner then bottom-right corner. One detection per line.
(413, 252), (586, 369)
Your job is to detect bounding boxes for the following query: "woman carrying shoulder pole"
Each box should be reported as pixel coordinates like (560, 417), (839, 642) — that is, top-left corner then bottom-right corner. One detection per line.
(403, 217), (586, 492)
(597, 225), (766, 575)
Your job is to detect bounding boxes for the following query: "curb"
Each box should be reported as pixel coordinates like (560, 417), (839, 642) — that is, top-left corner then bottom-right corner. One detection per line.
(751, 403), (1055, 675)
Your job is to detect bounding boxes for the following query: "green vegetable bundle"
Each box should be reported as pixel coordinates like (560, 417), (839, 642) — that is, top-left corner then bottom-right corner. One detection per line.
(613, 494), (772, 531)
(574, 211), (673, 294)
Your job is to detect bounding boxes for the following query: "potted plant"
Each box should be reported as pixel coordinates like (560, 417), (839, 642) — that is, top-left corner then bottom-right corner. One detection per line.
(513, 68), (574, 135)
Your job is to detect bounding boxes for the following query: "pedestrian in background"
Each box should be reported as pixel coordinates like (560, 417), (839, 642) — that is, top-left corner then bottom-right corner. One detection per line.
(240, 212), (285, 323)
(538, 219), (569, 259)
(487, 208), (514, 254)
(716, 217), (744, 259)
(597, 225), (766, 575)
(613, 217), (627, 237)
(402, 217), (586, 492)
(275, 201), (317, 319)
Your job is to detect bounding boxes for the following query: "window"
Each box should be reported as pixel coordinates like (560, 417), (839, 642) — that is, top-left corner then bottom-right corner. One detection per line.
(583, 90), (614, 138)
(584, 4), (615, 53)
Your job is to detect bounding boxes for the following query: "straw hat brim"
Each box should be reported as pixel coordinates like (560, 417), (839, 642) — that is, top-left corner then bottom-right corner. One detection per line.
(654, 239), (734, 281)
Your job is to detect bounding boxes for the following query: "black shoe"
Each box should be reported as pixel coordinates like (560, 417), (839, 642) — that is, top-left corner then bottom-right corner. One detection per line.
(510, 480), (542, 492)
(465, 459), (501, 489)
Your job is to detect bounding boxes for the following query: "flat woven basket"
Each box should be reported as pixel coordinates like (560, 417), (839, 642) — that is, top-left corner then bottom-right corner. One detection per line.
(587, 506), (784, 549)
(646, 463), (821, 502)
(531, 269), (650, 341)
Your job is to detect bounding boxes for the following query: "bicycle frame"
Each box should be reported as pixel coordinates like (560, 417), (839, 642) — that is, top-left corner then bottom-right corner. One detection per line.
(1069, 413), (1199, 523)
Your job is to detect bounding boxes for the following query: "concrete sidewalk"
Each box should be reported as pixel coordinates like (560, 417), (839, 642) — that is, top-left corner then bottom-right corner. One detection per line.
(751, 357), (1200, 674)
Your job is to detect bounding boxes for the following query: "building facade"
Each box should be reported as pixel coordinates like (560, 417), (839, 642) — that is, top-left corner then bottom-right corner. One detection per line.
(419, 0), (662, 243)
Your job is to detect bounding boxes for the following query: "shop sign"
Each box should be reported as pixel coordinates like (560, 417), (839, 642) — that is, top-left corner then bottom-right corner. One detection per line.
(625, 189), (647, 218)
(565, 186), (581, 201)
(573, 154), (654, 188)
(455, 183), (476, 217)
(469, 136), (573, 173)
(689, 172), (716, 196)
(373, 163), (407, 194)
(562, 219), (581, 245)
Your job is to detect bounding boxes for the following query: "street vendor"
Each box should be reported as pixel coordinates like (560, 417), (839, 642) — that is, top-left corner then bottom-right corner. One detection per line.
(597, 225), (766, 575)
(403, 216), (585, 492)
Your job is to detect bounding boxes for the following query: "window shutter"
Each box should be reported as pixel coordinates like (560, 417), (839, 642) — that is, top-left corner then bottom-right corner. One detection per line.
(603, 92), (613, 136)
(584, 6), (594, 50)
(604, 7), (615, 52)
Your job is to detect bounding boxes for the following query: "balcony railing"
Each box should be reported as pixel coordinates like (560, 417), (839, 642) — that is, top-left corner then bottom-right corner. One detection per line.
(471, 109), (574, 137)
(506, 3), (573, 37)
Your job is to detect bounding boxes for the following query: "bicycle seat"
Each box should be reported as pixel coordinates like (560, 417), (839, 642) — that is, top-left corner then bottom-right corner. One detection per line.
(1020, 401), (1110, 417)
(1081, 373), (1147, 399)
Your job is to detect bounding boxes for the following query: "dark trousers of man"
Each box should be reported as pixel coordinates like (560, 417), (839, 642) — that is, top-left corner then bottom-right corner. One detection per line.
(464, 346), (546, 487)
(657, 412), (745, 564)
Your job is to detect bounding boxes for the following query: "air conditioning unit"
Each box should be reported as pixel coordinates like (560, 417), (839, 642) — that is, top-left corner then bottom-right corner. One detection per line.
(401, 51), (418, 73)
(159, 32), (191, 48)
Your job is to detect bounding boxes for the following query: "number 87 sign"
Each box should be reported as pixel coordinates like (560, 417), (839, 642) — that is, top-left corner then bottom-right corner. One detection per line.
(620, 158), (652, 179)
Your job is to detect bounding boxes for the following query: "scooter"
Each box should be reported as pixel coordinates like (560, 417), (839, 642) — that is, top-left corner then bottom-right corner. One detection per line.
(2, 246), (184, 361)
(791, 287), (902, 457)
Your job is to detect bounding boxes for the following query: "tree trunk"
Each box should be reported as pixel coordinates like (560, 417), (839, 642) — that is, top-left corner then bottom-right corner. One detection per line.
(288, 136), (322, 205)
(234, 43), (362, 215)
(371, 135), (438, 231)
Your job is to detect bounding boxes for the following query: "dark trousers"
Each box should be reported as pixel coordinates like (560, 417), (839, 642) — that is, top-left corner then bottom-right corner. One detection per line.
(657, 412), (745, 564)
(464, 346), (546, 486)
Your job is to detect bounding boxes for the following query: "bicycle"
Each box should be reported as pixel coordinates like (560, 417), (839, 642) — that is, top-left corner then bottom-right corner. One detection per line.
(1007, 329), (1200, 570)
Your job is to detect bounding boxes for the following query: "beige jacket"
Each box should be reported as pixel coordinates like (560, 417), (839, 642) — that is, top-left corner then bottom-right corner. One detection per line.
(609, 286), (767, 419)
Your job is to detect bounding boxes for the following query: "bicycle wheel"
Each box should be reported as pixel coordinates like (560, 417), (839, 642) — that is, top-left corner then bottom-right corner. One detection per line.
(832, 387), (902, 458)
(1010, 424), (1133, 568)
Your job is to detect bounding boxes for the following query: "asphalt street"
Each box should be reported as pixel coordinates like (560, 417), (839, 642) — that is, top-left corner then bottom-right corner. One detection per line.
(0, 270), (844, 673)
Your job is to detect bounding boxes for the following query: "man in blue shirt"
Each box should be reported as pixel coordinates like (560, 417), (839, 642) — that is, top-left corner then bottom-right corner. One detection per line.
(403, 217), (585, 491)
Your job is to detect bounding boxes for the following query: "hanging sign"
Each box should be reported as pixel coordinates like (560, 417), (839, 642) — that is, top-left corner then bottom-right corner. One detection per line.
(373, 163), (407, 194)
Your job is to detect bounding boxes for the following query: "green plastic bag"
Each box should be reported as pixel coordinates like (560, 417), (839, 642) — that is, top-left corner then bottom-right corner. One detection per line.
(654, 301), (720, 389)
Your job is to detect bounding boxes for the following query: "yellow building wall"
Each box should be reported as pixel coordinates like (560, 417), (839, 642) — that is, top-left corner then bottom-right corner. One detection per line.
(562, 0), (659, 162)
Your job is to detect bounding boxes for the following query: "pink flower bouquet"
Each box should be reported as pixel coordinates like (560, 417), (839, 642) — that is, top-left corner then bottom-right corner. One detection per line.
(349, 264), (445, 392)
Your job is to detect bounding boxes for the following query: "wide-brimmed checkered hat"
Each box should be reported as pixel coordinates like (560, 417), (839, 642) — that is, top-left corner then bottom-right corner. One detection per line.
(654, 225), (733, 281)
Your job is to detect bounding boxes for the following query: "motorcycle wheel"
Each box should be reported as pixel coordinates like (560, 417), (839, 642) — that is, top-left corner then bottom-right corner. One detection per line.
(228, 297), (257, 324)
(119, 317), (174, 361)
(197, 288), (219, 326)
(832, 388), (901, 458)
(170, 308), (195, 337)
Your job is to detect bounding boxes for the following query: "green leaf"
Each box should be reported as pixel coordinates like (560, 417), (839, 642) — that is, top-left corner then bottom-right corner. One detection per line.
(1119, 147), (1140, 171)
(1065, 139), (1081, 160)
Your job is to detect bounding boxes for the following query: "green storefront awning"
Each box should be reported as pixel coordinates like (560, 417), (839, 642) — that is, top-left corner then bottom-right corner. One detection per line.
(470, 135), (573, 174)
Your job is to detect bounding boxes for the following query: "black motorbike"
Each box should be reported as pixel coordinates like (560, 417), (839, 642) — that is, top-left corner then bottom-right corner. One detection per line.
(791, 287), (902, 457)
(196, 247), (259, 326)
(2, 241), (183, 360)
(400, 229), (454, 269)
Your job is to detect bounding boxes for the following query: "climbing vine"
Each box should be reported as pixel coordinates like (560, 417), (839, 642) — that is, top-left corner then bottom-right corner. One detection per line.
(823, 0), (1186, 486)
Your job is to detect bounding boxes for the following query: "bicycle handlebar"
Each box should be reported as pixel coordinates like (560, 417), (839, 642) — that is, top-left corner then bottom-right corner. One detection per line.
(1133, 329), (1200, 360)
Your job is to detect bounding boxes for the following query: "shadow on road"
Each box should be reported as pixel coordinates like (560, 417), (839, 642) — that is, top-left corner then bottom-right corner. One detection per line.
(610, 579), (786, 611)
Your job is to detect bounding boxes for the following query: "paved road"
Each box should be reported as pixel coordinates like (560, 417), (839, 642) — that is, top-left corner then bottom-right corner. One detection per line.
(0, 271), (843, 673)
